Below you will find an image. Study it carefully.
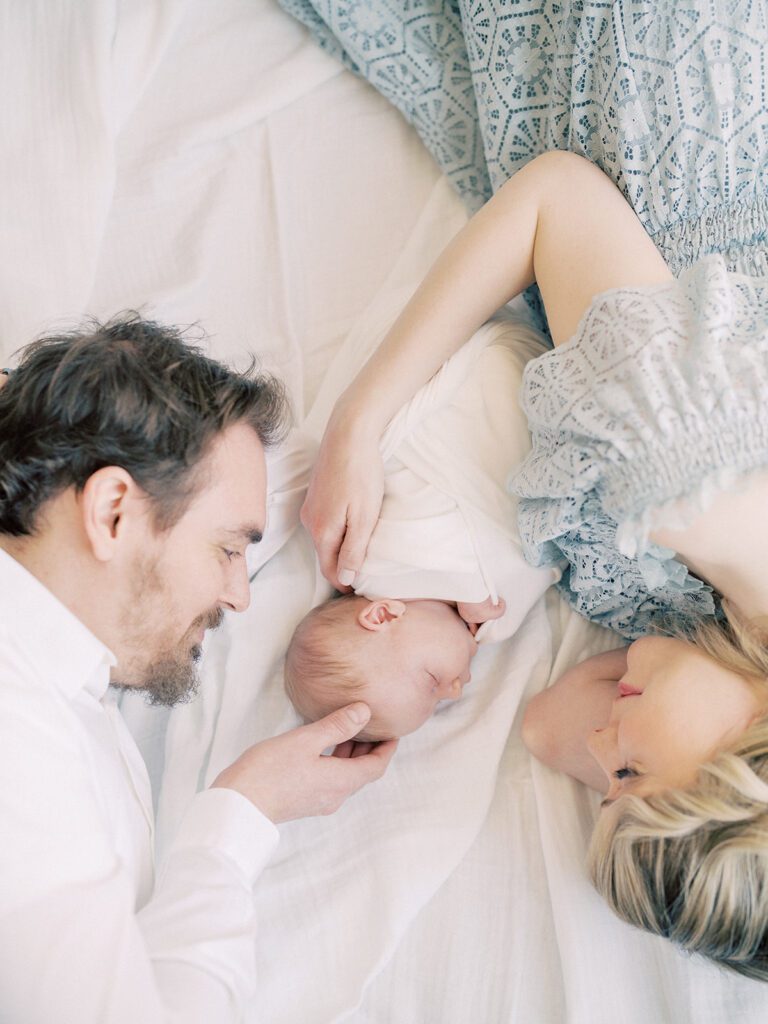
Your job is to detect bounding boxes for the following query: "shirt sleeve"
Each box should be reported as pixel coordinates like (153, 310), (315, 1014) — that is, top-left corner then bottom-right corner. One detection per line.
(0, 664), (278, 1024)
(138, 788), (279, 1018)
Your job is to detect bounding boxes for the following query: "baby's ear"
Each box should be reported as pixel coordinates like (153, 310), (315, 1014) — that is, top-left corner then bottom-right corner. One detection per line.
(357, 599), (407, 631)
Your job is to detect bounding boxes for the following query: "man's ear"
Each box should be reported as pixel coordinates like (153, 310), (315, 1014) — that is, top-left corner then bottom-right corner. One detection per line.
(79, 466), (138, 562)
(357, 599), (407, 632)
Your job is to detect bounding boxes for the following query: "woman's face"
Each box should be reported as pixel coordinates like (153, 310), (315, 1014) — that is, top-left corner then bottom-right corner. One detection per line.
(588, 637), (764, 805)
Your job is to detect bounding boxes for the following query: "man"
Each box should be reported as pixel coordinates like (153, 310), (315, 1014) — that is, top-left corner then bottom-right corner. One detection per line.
(0, 315), (396, 1023)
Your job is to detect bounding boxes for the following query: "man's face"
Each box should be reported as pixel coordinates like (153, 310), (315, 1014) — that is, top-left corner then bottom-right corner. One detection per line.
(112, 422), (267, 705)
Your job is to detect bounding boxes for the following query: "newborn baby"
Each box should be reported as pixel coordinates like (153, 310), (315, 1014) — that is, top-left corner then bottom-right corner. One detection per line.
(283, 314), (557, 740)
(284, 593), (506, 740)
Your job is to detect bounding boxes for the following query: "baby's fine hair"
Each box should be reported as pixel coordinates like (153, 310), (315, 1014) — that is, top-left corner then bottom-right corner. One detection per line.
(589, 606), (768, 981)
(284, 593), (368, 720)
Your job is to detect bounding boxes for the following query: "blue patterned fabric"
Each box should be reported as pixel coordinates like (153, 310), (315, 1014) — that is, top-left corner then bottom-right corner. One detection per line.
(513, 256), (768, 637)
(278, 0), (768, 275)
(280, 0), (768, 636)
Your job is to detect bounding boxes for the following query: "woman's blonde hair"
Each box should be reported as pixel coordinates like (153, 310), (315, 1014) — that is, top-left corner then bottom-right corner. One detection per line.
(588, 606), (768, 981)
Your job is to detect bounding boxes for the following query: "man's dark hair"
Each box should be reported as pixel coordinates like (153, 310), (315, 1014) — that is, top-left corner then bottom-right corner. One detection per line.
(0, 313), (289, 535)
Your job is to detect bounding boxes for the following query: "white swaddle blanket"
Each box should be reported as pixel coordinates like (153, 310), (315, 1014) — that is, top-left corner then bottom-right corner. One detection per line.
(358, 315), (559, 641)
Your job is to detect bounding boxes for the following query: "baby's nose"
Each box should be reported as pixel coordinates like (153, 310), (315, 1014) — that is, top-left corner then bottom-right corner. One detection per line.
(450, 672), (470, 697)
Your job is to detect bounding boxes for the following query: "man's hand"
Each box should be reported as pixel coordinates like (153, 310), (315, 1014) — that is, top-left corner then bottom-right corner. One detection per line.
(211, 703), (397, 823)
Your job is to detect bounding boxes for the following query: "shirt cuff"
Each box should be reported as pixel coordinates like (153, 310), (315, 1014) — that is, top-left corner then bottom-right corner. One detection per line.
(170, 788), (279, 886)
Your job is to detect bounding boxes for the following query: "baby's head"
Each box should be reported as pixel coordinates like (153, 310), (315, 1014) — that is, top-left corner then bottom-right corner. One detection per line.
(284, 593), (478, 740)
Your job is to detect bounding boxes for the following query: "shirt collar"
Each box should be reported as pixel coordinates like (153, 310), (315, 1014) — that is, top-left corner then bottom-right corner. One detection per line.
(0, 546), (117, 700)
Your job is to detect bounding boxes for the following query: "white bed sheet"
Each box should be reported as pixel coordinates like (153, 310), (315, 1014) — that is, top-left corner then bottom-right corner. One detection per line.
(3, 1), (768, 1021)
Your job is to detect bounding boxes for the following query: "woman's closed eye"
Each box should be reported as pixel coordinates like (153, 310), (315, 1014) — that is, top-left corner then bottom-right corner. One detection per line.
(612, 765), (639, 780)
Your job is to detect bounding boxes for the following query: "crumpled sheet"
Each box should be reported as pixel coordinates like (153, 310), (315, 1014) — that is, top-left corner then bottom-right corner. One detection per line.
(3, 2), (767, 1022)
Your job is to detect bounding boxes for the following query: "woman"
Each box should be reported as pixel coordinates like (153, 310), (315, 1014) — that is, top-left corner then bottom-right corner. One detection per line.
(300, 150), (768, 978)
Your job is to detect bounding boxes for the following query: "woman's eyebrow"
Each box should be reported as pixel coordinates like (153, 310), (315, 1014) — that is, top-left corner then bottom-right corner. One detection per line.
(600, 770), (646, 808)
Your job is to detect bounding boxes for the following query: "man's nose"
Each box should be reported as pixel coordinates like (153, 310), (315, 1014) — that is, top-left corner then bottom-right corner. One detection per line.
(221, 560), (251, 613)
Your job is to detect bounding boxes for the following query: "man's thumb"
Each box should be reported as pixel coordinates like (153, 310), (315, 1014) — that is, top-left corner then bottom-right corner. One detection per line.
(316, 702), (371, 744)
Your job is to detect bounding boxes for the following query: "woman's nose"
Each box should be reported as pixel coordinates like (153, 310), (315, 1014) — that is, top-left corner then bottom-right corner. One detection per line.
(586, 723), (616, 771)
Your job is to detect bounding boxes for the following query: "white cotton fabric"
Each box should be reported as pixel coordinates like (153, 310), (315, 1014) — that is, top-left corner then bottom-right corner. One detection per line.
(3, 2), (768, 1023)
(357, 317), (559, 643)
(0, 549), (278, 1024)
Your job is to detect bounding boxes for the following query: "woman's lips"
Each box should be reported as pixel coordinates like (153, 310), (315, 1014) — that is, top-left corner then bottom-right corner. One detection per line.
(617, 681), (642, 698)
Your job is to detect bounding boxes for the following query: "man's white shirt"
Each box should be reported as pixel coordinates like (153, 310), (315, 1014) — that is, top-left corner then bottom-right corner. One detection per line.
(0, 547), (278, 1023)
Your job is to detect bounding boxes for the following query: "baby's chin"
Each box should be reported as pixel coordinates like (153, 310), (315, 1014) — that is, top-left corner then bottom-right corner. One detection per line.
(355, 725), (400, 742)
(356, 715), (428, 743)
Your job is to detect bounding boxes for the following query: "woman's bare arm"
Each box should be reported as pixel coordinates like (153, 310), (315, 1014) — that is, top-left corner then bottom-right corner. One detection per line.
(303, 151), (672, 588)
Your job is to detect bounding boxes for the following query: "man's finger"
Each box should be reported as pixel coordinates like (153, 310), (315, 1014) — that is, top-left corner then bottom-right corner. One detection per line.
(332, 739), (355, 759)
(350, 741), (375, 757)
(339, 738), (398, 787)
(309, 702), (371, 748)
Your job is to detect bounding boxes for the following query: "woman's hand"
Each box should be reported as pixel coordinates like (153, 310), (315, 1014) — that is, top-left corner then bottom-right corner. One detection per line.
(522, 647), (628, 793)
(300, 419), (384, 590)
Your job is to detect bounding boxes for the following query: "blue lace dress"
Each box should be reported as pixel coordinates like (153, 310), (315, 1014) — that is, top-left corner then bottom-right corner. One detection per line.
(512, 258), (768, 637)
(279, 0), (768, 636)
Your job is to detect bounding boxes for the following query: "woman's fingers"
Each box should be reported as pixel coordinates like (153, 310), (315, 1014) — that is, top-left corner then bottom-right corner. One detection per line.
(301, 430), (384, 589)
(303, 509), (349, 590)
(336, 504), (379, 587)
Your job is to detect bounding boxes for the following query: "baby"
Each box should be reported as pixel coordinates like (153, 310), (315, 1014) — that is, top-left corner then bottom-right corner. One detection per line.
(284, 315), (555, 740)
(284, 593), (506, 740)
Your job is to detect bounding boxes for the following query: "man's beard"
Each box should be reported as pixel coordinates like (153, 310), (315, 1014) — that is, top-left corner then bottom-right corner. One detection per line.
(114, 559), (224, 707)
(140, 607), (224, 707)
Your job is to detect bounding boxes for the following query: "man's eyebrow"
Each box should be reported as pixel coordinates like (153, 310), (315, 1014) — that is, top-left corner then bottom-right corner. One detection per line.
(222, 526), (263, 545)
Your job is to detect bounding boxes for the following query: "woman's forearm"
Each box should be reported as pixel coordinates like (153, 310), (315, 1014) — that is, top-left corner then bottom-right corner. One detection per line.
(303, 152), (670, 587)
(330, 156), (546, 437)
(330, 150), (670, 440)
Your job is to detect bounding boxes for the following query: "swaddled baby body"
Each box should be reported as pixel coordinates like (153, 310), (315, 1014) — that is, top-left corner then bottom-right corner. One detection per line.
(284, 315), (555, 739)
(284, 593), (507, 740)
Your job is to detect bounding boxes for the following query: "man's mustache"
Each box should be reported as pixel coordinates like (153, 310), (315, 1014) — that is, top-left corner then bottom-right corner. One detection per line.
(193, 607), (224, 633)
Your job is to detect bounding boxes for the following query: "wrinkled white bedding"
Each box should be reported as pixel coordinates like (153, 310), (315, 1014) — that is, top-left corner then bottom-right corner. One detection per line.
(3, 1), (768, 1021)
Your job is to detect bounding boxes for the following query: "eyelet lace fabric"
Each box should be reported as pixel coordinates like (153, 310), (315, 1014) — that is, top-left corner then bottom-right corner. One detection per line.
(510, 256), (768, 638)
(277, 1), (768, 277)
